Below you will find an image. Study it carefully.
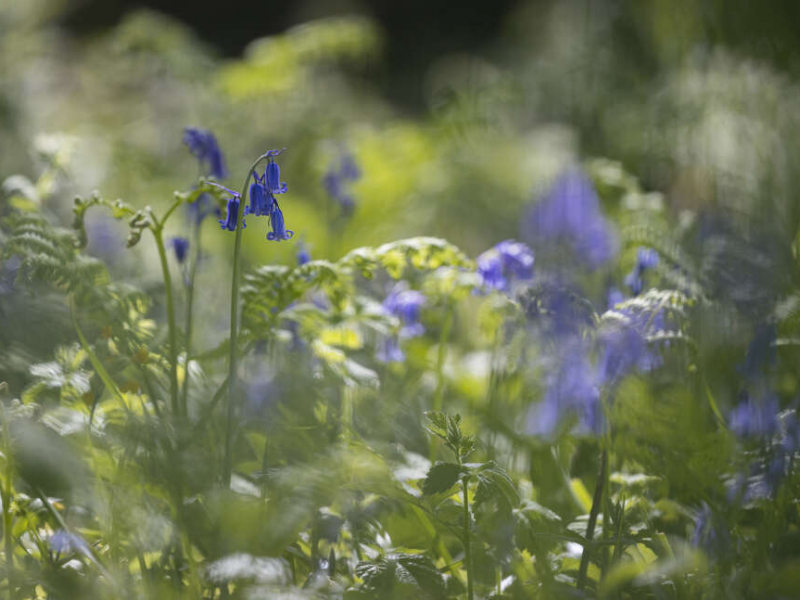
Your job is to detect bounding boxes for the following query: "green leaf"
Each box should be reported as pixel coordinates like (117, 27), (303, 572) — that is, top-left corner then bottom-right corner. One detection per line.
(354, 553), (446, 599)
(421, 462), (462, 496)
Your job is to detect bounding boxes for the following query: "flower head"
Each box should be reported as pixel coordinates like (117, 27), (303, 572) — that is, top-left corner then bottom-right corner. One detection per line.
(186, 192), (221, 225)
(323, 150), (361, 216)
(266, 202), (293, 241)
(296, 242), (311, 265)
(729, 392), (780, 439)
(522, 167), (617, 269)
(383, 284), (426, 338)
(50, 530), (89, 556)
(183, 127), (227, 179)
(219, 194), (244, 231)
(170, 237), (190, 263)
(266, 161), (288, 194)
(376, 337), (405, 363)
(624, 247), (659, 296)
(245, 179), (274, 217)
(477, 239), (534, 292)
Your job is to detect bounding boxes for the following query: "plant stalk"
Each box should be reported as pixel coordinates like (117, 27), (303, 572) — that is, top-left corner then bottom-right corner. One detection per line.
(153, 227), (180, 416)
(461, 475), (474, 600)
(223, 154), (272, 487)
(179, 222), (202, 416)
(577, 448), (609, 591)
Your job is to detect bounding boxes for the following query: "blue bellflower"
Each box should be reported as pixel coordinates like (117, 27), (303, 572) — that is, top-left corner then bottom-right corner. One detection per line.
(376, 337), (406, 364)
(50, 530), (89, 556)
(624, 247), (659, 296)
(267, 202), (293, 241)
(186, 192), (221, 225)
(323, 151), (361, 216)
(477, 239), (535, 292)
(729, 392), (780, 439)
(383, 285), (427, 338)
(170, 237), (190, 263)
(738, 324), (777, 382)
(183, 127), (227, 179)
(219, 194), (244, 231)
(522, 167), (617, 269)
(296, 242), (311, 265)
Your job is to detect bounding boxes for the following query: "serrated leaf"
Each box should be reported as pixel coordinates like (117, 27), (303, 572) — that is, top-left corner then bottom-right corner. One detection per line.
(421, 462), (462, 496)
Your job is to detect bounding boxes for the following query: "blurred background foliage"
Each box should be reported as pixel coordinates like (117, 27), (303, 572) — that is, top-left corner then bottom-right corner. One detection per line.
(2, 0), (800, 598)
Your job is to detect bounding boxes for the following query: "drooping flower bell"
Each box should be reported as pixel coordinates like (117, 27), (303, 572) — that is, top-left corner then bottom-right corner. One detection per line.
(266, 161), (288, 194)
(183, 127), (227, 179)
(267, 202), (293, 241)
(323, 150), (361, 216)
(170, 237), (190, 263)
(477, 239), (535, 292)
(296, 242), (311, 265)
(624, 247), (659, 296)
(383, 284), (427, 338)
(219, 194), (244, 231)
(245, 177), (274, 217)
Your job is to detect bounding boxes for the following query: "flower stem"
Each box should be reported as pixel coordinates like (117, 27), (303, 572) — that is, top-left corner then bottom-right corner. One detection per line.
(179, 223), (202, 416)
(153, 227), (180, 417)
(577, 448), (609, 591)
(461, 475), (474, 600)
(0, 396), (15, 599)
(223, 153), (272, 487)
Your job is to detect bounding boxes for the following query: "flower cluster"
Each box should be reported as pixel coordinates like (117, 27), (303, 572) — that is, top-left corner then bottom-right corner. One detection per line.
(322, 151), (361, 215)
(183, 127), (227, 179)
(522, 167), (617, 269)
(477, 239), (534, 293)
(217, 151), (294, 242)
(624, 247), (659, 295)
(377, 283), (427, 363)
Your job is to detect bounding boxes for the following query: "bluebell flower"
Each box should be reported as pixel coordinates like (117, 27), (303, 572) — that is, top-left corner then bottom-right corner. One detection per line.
(597, 323), (659, 384)
(219, 194), (244, 231)
(296, 242), (311, 265)
(323, 151), (361, 216)
(738, 324), (777, 382)
(183, 127), (227, 179)
(186, 192), (221, 225)
(692, 503), (730, 557)
(50, 530), (89, 556)
(245, 178), (274, 217)
(376, 337), (405, 363)
(729, 392), (780, 439)
(522, 167), (617, 269)
(265, 160), (288, 194)
(266, 202), (293, 241)
(0, 255), (20, 296)
(624, 247), (659, 296)
(607, 287), (625, 310)
(526, 339), (601, 436)
(170, 237), (190, 263)
(383, 285), (426, 338)
(477, 239), (535, 292)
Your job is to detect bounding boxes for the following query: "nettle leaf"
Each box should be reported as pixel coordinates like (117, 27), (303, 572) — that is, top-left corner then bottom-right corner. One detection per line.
(354, 553), (446, 599)
(422, 461), (463, 496)
(472, 461), (520, 513)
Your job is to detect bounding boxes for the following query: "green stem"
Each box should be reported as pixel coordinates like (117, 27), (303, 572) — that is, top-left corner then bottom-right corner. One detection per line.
(461, 475), (474, 600)
(179, 223), (202, 416)
(223, 153), (272, 487)
(432, 307), (453, 414)
(153, 227), (180, 417)
(0, 398), (14, 599)
(577, 448), (609, 591)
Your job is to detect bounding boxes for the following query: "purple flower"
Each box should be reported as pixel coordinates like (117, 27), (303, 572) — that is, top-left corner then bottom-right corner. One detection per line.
(323, 151), (361, 216)
(527, 339), (601, 436)
(729, 392), (780, 439)
(219, 194), (244, 231)
(296, 242), (311, 265)
(383, 285), (426, 338)
(624, 247), (659, 296)
(692, 503), (730, 557)
(245, 179), (274, 217)
(376, 337), (405, 363)
(522, 167), (617, 269)
(186, 192), (221, 225)
(265, 161), (288, 194)
(170, 237), (189, 263)
(738, 324), (777, 382)
(266, 202), (293, 241)
(477, 240), (535, 292)
(183, 127), (227, 179)
(50, 530), (89, 556)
